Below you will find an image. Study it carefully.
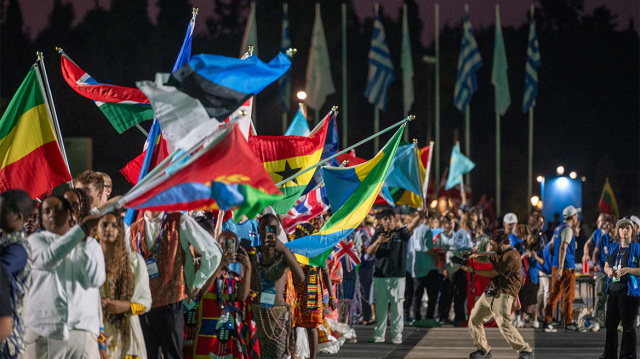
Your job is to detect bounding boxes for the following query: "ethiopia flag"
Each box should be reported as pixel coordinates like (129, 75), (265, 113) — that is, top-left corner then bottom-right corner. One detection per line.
(598, 178), (619, 217)
(60, 52), (154, 133)
(123, 123), (282, 219)
(0, 66), (71, 198)
(249, 112), (330, 214)
(286, 125), (405, 266)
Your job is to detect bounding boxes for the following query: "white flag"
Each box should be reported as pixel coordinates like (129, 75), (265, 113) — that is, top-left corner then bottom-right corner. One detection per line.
(304, 3), (335, 110)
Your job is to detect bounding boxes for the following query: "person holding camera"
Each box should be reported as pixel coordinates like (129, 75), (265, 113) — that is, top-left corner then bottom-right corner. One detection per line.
(367, 209), (424, 344)
(461, 230), (533, 359)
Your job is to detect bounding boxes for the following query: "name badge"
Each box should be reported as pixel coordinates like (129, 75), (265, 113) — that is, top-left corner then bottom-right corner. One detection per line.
(604, 247), (609, 255)
(146, 259), (160, 278)
(260, 287), (276, 308)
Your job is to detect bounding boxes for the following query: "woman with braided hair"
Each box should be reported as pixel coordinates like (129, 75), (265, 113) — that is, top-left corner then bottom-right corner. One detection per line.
(96, 212), (151, 359)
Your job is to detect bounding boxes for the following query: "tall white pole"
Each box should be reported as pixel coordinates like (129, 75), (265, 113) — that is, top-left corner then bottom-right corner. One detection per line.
(342, 2), (348, 146)
(374, 108), (380, 152)
(528, 107), (534, 214)
(435, 3), (441, 186)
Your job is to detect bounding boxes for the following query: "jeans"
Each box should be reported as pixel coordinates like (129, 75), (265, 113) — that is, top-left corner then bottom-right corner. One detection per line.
(602, 290), (639, 359)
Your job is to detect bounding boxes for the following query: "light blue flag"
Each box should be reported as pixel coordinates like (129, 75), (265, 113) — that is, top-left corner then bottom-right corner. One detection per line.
(445, 144), (475, 190)
(523, 11), (541, 113)
(453, 8), (483, 111)
(385, 143), (423, 197)
(491, 6), (511, 116)
(364, 10), (395, 111)
(284, 107), (310, 136)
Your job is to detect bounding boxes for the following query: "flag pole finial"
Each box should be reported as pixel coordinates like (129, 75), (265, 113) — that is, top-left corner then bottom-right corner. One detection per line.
(286, 48), (297, 58)
(331, 106), (338, 111)
(413, 138), (418, 144)
(248, 45), (254, 56)
(192, 7), (198, 16)
(55, 47), (63, 54)
(36, 51), (44, 60)
(298, 103), (304, 109)
(407, 115), (416, 121)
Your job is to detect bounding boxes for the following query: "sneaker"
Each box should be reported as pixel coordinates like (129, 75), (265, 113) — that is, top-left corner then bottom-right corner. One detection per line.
(591, 322), (600, 332)
(532, 321), (540, 329)
(391, 336), (402, 344)
(368, 336), (385, 343)
(469, 349), (492, 358)
(515, 318), (526, 328)
(543, 322), (557, 333)
(518, 351), (533, 359)
(566, 321), (586, 332)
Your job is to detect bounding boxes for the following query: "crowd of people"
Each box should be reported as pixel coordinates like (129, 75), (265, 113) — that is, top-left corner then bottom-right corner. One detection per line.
(1, 169), (640, 359)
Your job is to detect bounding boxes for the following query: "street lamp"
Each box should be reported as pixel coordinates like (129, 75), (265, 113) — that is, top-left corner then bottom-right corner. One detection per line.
(531, 196), (540, 207)
(297, 91), (307, 100)
(556, 166), (565, 175)
(537, 176), (544, 183)
(569, 171), (577, 179)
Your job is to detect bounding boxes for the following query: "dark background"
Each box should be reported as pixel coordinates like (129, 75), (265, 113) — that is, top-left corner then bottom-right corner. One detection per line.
(1, 0), (638, 226)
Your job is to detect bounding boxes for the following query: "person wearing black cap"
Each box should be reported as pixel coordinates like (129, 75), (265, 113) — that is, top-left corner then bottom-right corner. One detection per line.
(600, 218), (640, 359)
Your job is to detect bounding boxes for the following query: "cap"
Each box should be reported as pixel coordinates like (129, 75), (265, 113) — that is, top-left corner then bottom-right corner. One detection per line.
(617, 218), (634, 230)
(503, 212), (518, 224)
(562, 205), (581, 219)
(630, 215), (640, 227)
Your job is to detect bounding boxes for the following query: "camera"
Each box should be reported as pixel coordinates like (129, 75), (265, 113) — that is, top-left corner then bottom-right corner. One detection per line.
(484, 288), (497, 297)
(450, 256), (468, 266)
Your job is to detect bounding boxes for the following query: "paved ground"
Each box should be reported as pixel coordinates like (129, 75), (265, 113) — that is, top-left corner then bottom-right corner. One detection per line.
(318, 324), (639, 359)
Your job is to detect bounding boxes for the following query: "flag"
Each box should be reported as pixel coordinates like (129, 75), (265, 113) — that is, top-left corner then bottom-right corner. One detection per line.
(401, 4), (414, 116)
(365, 9), (395, 111)
(249, 113), (330, 214)
(379, 144), (431, 209)
(301, 112), (340, 195)
(240, 1), (258, 56)
(281, 186), (330, 234)
(123, 123), (282, 219)
(286, 125), (404, 266)
(333, 239), (361, 271)
(385, 143), (423, 197)
(453, 8), (483, 112)
(139, 54), (289, 150)
(598, 178), (619, 217)
(492, 6), (511, 116)
(60, 53), (154, 134)
(522, 11), (541, 113)
(0, 66), (71, 198)
(445, 144), (475, 190)
(284, 106), (309, 136)
(278, 3), (291, 112)
(304, 3), (335, 111)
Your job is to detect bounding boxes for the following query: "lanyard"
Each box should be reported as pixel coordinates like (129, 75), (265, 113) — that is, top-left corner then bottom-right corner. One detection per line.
(137, 213), (168, 259)
(616, 246), (630, 269)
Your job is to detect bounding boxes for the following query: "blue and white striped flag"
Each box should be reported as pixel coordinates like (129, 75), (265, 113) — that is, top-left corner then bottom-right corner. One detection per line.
(365, 11), (395, 111)
(278, 3), (291, 112)
(522, 12), (540, 113)
(453, 9), (483, 112)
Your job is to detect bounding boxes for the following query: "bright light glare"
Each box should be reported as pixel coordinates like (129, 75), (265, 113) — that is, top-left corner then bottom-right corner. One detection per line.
(531, 196), (540, 207)
(430, 200), (438, 208)
(556, 177), (570, 190)
(537, 176), (544, 183)
(296, 91), (307, 100)
(569, 171), (577, 179)
(557, 166), (565, 175)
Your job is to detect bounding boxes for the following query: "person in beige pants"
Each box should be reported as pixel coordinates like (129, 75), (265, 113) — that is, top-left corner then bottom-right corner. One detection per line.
(460, 230), (533, 359)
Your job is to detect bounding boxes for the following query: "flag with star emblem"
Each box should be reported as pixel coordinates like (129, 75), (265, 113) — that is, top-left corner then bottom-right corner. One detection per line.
(249, 112), (330, 213)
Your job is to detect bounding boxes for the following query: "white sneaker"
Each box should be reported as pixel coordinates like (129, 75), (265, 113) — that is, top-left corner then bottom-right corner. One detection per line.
(515, 318), (526, 328)
(369, 336), (385, 343)
(532, 321), (540, 329)
(391, 336), (402, 344)
(591, 322), (600, 332)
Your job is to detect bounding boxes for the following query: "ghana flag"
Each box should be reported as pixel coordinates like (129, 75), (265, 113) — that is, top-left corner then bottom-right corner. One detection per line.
(0, 66), (71, 198)
(249, 112), (330, 214)
(598, 178), (619, 217)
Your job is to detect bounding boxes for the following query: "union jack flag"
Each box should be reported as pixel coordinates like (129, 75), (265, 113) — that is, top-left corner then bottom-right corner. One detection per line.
(330, 238), (361, 271)
(282, 186), (330, 234)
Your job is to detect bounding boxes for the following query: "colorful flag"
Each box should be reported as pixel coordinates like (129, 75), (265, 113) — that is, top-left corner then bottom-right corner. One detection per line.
(282, 186), (330, 234)
(304, 3), (335, 111)
(284, 106), (309, 136)
(523, 11), (541, 113)
(302, 112), (340, 195)
(278, 3), (291, 112)
(60, 53), (154, 134)
(492, 6), (511, 116)
(598, 178), (619, 217)
(123, 123), (282, 219)
(401, 4), (414, 116)
(240, 2), (258, 56)
(248, 113), (330, 214)
(0, 66), (71, 198)
(287, 125), (404, 266)
(445, 144), (475, 190)
(385, 143), (423, 197)
(333, 238), (361, 271)
(453, 8), (483, 111)
(365, 9), (395, 111)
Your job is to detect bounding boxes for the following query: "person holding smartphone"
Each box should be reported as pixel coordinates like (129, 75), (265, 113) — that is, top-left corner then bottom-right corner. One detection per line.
(250, 214), (304, 359)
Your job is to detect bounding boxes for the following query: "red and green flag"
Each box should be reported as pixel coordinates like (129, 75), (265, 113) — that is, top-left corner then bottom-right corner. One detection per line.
(0, 66), (71, 198)
(598, 178), (619, 217)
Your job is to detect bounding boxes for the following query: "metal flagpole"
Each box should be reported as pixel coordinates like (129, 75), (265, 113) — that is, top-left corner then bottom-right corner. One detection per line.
(465, 104), (471, 185)
(528, 106), (534, 213)
(374, 108), (380, 152)
(315, 109), (319, 125)
(341, 2), (348, 146)
(423, 141), (434, 208)
(35, 52), (73, 185)
(435, 3), (441, 188)
(496, 109), (501, 217)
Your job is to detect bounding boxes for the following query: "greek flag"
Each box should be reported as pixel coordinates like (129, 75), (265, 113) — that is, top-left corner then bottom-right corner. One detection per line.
(453, 10), (483, 112)
(278, 3), (291, 112)
(522, 13), (540, 113)
(365, 12), (395, 111)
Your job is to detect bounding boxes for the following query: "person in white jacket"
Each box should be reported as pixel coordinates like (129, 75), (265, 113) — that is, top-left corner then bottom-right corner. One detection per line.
(25, 195), (106, 359)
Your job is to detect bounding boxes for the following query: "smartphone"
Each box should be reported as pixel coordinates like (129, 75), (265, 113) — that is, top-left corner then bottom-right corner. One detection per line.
(223, 237), (236, 261)
(239, 238), (252, 253)
(266, 225), (277, 235)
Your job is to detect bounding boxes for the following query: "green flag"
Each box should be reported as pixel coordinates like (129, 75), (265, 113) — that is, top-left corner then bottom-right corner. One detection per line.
(491, 5), (511, 116)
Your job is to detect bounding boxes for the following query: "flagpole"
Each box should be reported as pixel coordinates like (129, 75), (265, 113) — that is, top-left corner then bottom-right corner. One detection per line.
(315, 109), (319, 125)
(276, 114), (414, 186)
(423, 141), (434, 208)
(434, 3), (441, 186)
(413, 139), (426, 209)
(527, 106), (533, 214)
(496, 109), (501, 217)
(341, 2), (348, 147)
(374, 108), (380, 152)
(35, 52), (73, 186)
(457, 140), (467, 207)
(465, 104), (471, 185)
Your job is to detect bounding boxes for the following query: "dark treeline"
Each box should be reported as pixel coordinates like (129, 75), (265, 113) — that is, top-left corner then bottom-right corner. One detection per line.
(0, 0), (638, 224)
